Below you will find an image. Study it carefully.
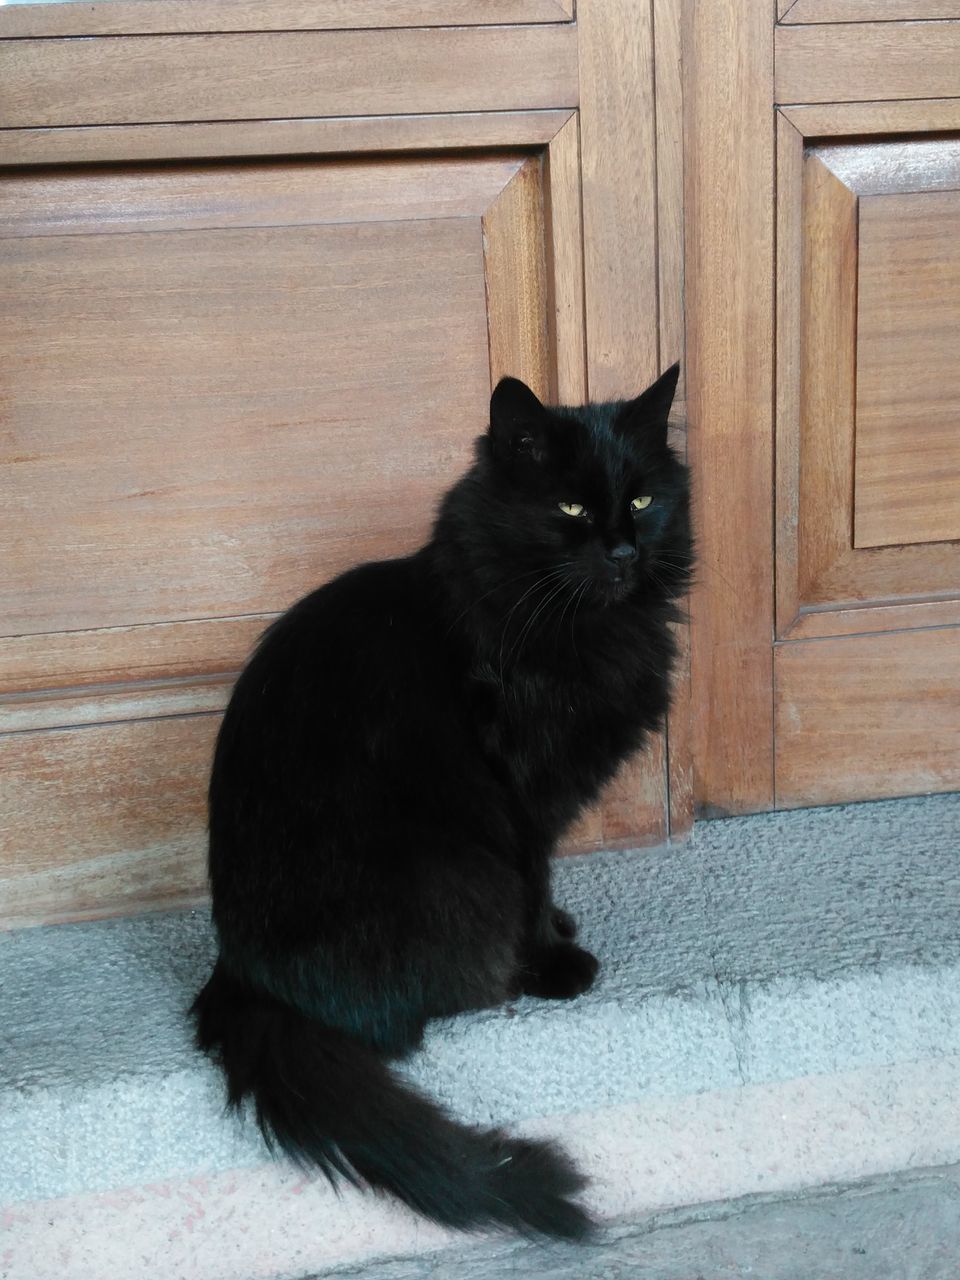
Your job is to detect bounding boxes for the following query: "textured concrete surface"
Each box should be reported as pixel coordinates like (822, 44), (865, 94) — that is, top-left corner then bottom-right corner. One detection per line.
(4, 1060), (959, 1280)
(1, 791), (958, 1279)
(311, 1165), (960, 1280)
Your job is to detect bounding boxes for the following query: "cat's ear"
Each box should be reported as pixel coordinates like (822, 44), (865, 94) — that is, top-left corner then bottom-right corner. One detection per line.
(616, 362), (680, 444)
(489, 376), (551, 464)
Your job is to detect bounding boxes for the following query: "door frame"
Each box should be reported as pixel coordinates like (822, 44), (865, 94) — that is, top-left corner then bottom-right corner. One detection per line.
(684, 0), (777, 816)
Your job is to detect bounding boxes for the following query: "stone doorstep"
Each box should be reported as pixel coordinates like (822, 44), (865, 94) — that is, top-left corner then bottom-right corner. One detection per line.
(1, 791), (959, 1279)
(3, 1062), (960, 1280)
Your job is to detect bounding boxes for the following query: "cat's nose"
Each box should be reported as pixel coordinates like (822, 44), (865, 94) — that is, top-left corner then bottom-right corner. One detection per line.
(606, 542), (637, 566)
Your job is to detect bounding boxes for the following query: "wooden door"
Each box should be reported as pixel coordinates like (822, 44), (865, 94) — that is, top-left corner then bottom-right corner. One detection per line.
(687, 1), (960, 815)
(0, 1), (686, 928)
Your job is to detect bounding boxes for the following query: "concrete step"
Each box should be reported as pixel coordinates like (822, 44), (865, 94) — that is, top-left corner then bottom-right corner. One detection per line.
(2, 792), (959, 1280)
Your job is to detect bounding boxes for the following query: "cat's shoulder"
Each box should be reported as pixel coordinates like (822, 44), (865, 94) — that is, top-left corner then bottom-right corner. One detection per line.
(302, 555), (428, 624)
(254, 554), (435, 659)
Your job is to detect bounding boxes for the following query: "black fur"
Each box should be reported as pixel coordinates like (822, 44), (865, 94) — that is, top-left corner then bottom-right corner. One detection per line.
(192, 363), (692, 1239)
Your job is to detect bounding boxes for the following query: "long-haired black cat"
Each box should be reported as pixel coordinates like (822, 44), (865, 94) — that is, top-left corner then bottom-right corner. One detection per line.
(193, 363), (691, 1240)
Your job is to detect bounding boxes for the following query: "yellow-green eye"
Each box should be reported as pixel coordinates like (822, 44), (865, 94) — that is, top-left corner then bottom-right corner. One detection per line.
(558, 501), (586, 518)
(630, 496), (653, 511)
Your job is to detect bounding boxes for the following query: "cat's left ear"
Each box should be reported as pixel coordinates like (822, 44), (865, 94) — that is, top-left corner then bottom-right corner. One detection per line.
(489, 376), (552, 464)
(616, 362), (680, 444)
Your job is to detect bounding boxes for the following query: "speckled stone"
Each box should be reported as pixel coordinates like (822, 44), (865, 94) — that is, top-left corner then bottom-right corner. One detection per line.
(1, 791), (958, 1279)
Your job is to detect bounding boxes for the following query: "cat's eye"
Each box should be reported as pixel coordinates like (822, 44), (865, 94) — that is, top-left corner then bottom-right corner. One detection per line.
(558, 502), (587, 518)
(630, 496), (654, 511)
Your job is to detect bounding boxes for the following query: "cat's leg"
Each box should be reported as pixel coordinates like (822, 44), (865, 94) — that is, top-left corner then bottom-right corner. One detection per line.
(249, 839), (521, 1061)
(514, 853), (599, 1000)
(517, 940), (599, 1000)
(550, 906), (578, 940)
(406, 843), (526, 1020)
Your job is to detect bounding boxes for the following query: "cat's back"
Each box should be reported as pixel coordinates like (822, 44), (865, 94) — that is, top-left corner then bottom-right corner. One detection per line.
(270, 552), (437, 661)
(214, 552), (459, 774)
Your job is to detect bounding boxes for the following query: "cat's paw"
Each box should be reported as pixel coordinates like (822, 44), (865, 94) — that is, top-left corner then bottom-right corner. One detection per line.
(520, 944), (599, 1000)
(551, 907), (578, 940)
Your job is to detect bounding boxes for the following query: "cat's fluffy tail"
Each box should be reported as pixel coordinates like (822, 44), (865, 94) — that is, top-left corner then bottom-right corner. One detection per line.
(192, 962), (593, 1241)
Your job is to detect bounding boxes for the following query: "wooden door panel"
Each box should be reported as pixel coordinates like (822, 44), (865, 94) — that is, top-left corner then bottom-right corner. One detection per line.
(775, 629), (960, 808)
(0, 1), (574, 38)
(3, 218), (490, 636)
(1, 3), (689, 927)
(685, 0), (776, 815)
(0, 113), (573, 171)
(854, 191), (960, 549)
(775, 21), (960, 105)
(0, 715), (217, 930)
(776, 133), (960, 641)
(691, 11), (960, 817)
(0, 147), (566, 924)
(1, 155), (530, 686)
(0, 112), (676, 925)
(772, 108), (960, 806)
(781, 1), (960, 18)
(0, 155), (528, 237)
(0, 26), (578, 127)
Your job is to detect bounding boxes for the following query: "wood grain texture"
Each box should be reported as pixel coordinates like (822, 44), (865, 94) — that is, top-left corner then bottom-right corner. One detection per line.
(775, 112), (806, 637)
(795, 152), (860, 615)
(558, 805), (605, 855)
(578, 0), (659, 397)
(483, 158), (551, 397)
(0, 155), (524, 240)
(776, 22), (960, 105)
(544, 114), (588, 405)
(775, 628), (960, 808)
(598, 737), (669, 846)
(780, 125), (960, 619)
(2, 112), (661, 915)
(655, 0), (691, 838)
(684, 0), (776, 815)
(665, 610), (693, 839)
(789, 599), (960, 640)
(0, 136), (579, 918)
(783, 100), (960, 137)
(577, 0), (668, 843)
(0, 26), (579, 128)
(780, 0), (960, 20)
(0, 112), (574, 168)
(0, 5), (690, 908)
(0, 615), (268, 696)
(854, 192), (960, 549)
(0, 215), (489, 640)
(0, 0), (574, 38)
(0, 715), (216, 930)
(778, 143), (960, 627)
(0, 677), (231, 735)
(817, 137), (960, 198)
(655, 0), (686, 397)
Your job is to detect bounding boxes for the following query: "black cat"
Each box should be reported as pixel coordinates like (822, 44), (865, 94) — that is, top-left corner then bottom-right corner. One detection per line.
(192, 363), (692, 1240)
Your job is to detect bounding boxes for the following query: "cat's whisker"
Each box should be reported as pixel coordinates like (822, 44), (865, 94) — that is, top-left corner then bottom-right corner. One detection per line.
(509, 574), (573, 661)
(444, 565), (575, 634)
(496, 567), (572, 690)
(552, 579), (582, 650)
(652, 551), (726, 595)
(569, 579), (591, 663)
(524, 577), (579, 661)
(502, 575), (572, 671)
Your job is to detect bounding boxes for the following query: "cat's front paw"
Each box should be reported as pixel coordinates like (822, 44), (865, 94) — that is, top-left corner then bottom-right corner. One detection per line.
(520, 944), (599, 1000)
(551, 907), (578, 940)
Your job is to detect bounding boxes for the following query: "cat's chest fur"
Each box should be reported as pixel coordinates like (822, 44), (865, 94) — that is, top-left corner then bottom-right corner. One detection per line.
(467, 618), (671, 834)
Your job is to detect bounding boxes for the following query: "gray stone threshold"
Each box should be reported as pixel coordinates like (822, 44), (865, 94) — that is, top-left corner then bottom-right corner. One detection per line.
(1, 791), (958, 1279)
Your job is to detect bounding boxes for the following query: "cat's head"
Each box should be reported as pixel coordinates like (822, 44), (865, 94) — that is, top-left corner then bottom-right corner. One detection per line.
(453, 363), (691, 609)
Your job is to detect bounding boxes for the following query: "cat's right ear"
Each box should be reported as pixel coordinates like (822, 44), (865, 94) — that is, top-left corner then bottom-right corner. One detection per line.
(489, 377), (550, 464)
